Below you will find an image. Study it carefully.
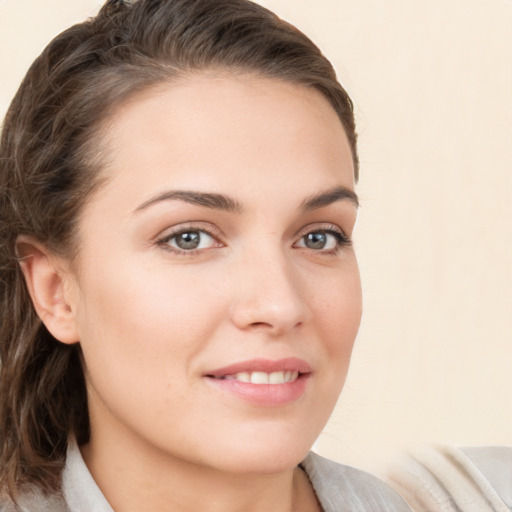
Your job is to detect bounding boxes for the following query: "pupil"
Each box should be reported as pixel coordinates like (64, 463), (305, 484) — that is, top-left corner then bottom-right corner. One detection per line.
(176, 232), (200, 250)
(306, 232), (326, 249)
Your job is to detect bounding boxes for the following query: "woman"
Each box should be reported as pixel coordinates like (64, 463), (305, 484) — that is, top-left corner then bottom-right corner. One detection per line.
(0, 0), (411, 510)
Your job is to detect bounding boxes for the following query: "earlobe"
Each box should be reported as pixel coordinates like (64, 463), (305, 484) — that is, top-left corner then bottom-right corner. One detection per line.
(16, 235), (79, 345)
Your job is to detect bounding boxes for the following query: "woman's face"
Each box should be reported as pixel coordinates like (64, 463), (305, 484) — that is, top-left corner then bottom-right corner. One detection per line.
(68, 73), (361, 474)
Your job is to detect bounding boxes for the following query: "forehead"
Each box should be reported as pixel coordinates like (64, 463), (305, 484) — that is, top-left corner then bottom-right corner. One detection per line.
(90, 72), (354, 211)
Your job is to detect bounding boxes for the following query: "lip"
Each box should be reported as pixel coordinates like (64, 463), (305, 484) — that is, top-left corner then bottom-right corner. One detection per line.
(204, 358), (311, 406)
(206, 357), (312, 377)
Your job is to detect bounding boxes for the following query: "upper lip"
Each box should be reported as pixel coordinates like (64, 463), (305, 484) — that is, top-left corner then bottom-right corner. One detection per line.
(206, 357), (312, 378)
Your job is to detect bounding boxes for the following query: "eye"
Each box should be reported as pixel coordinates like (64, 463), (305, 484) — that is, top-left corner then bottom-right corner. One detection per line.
(303, 231), (336, 250)
(158, 228), (219, 253)
(294, 226), (351, 252)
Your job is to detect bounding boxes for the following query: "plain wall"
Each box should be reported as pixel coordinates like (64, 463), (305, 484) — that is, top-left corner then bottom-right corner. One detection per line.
(1, 0), (511, 472)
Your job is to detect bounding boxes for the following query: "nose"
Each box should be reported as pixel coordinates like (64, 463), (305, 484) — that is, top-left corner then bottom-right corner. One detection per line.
(229, 249), (309, 336)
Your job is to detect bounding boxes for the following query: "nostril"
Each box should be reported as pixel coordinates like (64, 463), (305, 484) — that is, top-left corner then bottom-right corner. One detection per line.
(249, 321), (270, 328)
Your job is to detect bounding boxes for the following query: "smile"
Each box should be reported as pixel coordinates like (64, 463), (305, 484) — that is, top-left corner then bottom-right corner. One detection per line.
(221, 371), (300, 384)
(205, 358), (311, 406)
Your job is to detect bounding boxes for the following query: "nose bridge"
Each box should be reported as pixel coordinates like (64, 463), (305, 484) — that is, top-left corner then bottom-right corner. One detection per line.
(230, 239), (308, 334)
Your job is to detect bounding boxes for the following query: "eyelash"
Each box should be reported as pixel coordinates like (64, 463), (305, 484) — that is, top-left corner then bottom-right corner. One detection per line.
(155, 223), (351, 256)
(156, 224), (224, 256)
(294, 224), (352, 254)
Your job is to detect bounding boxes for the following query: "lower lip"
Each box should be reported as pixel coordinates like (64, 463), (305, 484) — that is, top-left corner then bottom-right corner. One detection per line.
(205, 374), (310, 406)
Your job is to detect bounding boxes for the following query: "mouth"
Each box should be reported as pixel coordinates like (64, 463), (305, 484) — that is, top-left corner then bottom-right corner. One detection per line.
(204, 358), (311, 405)
(219, 371), (300, 384)
(205, 357), (311, 382)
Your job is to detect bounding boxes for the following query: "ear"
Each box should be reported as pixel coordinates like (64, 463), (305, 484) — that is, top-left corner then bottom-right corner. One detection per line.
(16, 235), (79, 345)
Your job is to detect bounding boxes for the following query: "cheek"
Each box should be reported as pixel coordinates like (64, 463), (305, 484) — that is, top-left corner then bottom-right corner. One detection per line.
(299, 262), (361, 435)
(309, 260), (362, 411)
(312, 261), (362, 354)
(74, 258), (227, 374)
(73, 259), (230, 439)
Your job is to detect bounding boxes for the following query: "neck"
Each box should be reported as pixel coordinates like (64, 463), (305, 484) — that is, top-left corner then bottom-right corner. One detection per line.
(80, 431), (320, 512)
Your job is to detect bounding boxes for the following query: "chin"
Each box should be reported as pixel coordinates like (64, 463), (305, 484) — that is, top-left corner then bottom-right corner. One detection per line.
(201, 427), (318, 476)
(184, 399), (338, 476)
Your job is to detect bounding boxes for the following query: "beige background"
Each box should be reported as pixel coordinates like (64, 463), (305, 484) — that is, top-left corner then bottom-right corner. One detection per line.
(1, 0), (511, 473)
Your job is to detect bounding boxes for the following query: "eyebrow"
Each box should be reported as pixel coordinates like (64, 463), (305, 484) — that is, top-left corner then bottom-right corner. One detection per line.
(300, 186), (359, 211)
(133, 190), (244, 214)
(133, 185), (358, 215)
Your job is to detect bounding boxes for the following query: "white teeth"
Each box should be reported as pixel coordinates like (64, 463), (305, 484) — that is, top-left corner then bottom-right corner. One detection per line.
(251, 371), (269, 384)
(224, 371), (300, 384)
(269, 371), (285, 384)
(287, 371), (299, 383)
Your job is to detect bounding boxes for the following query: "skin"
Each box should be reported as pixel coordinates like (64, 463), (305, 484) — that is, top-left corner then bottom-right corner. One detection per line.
(21, 73), (362, 512)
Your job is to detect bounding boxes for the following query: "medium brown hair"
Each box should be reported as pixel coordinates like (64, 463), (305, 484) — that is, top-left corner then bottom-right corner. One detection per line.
(0, 0), (358, 498)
